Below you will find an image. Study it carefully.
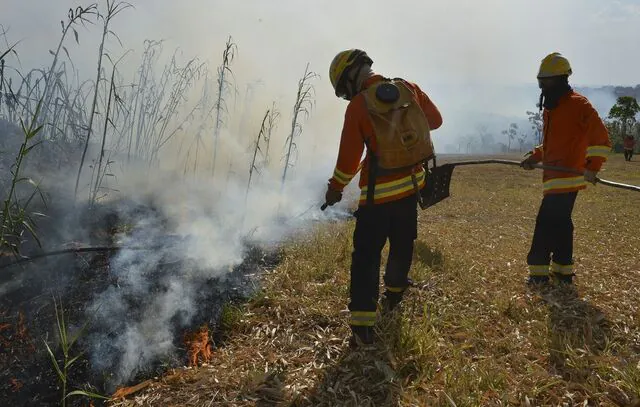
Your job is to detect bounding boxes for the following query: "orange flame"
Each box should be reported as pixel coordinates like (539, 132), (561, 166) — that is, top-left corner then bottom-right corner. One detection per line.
(184, 324), (213, 367)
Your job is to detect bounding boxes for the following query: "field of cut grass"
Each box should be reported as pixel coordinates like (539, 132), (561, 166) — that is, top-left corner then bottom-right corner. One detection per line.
(112, 154), (640, 407)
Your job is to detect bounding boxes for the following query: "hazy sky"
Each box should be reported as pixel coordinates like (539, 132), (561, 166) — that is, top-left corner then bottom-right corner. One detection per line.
(4, 0), (640, 85)
(2, 0), (640, 150)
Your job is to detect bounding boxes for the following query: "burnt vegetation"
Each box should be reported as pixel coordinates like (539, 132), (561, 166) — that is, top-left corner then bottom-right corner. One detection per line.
(0, 2), (317, 406)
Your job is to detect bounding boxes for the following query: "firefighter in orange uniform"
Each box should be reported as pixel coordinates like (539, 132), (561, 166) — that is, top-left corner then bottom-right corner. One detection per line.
(324, 49), (443, 345)
(521, 52), (611, 285)
(623, 135), (636, 161)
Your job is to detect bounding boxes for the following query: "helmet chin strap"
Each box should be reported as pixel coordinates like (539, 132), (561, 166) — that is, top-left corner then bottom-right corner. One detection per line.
(538, 92), (544, 112)
(345, 64), (373, 100)
(344, 64), (364, 100)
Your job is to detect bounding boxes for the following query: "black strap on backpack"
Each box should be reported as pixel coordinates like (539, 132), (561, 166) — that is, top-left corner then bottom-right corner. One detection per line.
(364, 138), (377, 206)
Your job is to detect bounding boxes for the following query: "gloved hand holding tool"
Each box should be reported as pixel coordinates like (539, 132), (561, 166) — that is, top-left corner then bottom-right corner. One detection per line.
(321, 188), (342, 211)
(520, 153), (537, 170)
(583, 169), (598, 185)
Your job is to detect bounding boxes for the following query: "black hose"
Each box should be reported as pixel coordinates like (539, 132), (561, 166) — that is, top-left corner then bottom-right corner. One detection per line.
(0, 245), (161, 271)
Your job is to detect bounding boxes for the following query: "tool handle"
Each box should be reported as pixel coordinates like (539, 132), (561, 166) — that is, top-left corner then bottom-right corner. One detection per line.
(442, 159), (640, 193)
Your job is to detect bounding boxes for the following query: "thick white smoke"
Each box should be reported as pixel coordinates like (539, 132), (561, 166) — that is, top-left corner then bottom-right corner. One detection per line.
(81, 139), (353, 387)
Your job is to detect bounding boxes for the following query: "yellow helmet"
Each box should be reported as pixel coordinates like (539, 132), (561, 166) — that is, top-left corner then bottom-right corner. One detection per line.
(329, 49), (373, 98)
(537, 52), (572, 79)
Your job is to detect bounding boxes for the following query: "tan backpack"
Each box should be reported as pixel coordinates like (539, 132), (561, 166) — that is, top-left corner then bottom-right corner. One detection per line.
(363, 79), (434, 170)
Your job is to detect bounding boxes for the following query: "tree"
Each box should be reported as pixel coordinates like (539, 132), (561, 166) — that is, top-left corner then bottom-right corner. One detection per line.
(502, 123), (518, 152)
(517, 132), (527, 152)
(526, 110), (543, 145)
(608, 96), (640, 150)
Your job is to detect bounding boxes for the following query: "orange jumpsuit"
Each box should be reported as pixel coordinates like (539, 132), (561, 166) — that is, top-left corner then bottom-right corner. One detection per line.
(328, 75), (442, 330)
(526, 90), (611, 281)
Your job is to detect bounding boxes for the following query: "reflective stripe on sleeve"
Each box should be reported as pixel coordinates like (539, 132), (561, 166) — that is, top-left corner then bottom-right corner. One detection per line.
(332, 167), (355, 186)
(586, 145), (610, 158)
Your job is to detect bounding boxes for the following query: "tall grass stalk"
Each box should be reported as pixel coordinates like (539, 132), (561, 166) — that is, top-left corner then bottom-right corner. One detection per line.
(262, 101), (278, 169)
(39, 4), (97, 139)
(90, 63), (117, 205)
(211, 36), (237, 177)
(0, 100), (45, 256)
(74, 0), (132, 200)
(246, 109), (270, 204)
(281, 63), (317, 191)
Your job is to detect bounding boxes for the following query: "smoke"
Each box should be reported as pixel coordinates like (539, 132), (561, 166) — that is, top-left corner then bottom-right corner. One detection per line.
(78, 140), (350, 388)
(576, 87), (620, 117)
(4, 0), (640, 152)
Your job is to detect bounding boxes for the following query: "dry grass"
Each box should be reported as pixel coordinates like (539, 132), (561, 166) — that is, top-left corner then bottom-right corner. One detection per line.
(110, 155), (640, 407)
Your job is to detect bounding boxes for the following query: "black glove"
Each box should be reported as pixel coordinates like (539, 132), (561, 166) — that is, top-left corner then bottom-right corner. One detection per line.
(325, 188), (342, 207)
(520, 152), (537, 170)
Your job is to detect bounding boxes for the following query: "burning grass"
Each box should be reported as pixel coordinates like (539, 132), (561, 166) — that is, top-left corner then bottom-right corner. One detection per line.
(110, 154), (640, 406)
(184, 324), (214, 367)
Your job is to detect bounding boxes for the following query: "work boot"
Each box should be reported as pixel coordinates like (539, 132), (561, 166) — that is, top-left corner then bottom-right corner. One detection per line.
(381, 291), (404, 313)
(349, 326), (374, 347)
(527, 275), (550, 286)
(554, 274), (574, 285)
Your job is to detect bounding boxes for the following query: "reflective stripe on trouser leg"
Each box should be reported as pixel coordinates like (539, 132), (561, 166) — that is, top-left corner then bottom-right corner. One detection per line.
(529, 265), (550, 277)
(551, 262), (573, 276)
(385, 286), (404, 293)
(350, 311), (377, 327)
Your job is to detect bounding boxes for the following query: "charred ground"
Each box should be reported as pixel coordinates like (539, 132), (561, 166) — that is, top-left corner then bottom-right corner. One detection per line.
(0, 199), (282, 407)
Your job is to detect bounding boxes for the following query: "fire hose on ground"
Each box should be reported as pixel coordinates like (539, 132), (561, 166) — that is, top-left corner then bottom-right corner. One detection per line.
(0, 246), (161, 271)
(321, 159), (640, 211)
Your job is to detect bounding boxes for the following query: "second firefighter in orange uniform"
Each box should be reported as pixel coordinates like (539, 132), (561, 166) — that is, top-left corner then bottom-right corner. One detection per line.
(522, 52), (611, 285)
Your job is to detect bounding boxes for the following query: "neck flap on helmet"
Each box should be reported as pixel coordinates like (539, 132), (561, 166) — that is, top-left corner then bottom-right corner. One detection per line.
(539, 76), (572, 110)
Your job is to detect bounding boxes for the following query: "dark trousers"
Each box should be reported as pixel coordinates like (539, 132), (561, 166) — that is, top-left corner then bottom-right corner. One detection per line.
(349, 195), (417, 318)
(527, 192), (578, 274)
(624, 149), (633, 161)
